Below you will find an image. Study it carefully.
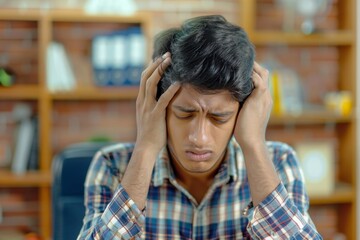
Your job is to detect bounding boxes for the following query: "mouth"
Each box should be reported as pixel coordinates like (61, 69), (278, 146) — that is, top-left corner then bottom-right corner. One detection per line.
(185, 150), (212, 161)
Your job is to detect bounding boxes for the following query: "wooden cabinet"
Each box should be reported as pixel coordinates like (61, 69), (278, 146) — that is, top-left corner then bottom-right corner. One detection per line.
(0, 9), (149, 239)
(239, 0), (357, 239)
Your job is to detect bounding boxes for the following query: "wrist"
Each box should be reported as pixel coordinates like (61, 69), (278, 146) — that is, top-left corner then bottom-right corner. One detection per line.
(238, 137), (266, 152)
(132, 142), (161, 163)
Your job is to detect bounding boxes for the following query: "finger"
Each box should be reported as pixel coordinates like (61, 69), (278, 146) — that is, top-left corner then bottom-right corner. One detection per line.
(253, 61), (263, 75)
(144, 52), (170, 80)
(155, 82), (181, 111)
(145, 55), (171, 99)
(252, 62), (269, 89)
(252, 71), (269, 92)
(251, 70), (261, 89)
(138, 52), (170, 100)
(138, 58), (162, 102)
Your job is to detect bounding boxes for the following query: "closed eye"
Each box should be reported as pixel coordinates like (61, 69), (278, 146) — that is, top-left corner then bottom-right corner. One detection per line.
(173, 106), (196, 120)
(211, 117), (230, 124)
(175, 113), (193, 119)
(210, 112), (234, 124)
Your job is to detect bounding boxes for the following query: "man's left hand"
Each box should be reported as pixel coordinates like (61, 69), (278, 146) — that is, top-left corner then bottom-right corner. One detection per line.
(234, 61), (272, 148)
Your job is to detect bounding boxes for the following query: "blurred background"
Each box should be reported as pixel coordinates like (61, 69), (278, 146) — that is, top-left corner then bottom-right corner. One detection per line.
(0, 0), (358, 239)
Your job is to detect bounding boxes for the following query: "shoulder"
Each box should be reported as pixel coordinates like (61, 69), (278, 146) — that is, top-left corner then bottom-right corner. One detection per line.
(99, 142), (135, 161)
(230, 139), (304, 185)
(266, 141), (296, 164)
(88, 142), (135, 180)
(231, 139), (297, 165)
(266, 141), (304, 183)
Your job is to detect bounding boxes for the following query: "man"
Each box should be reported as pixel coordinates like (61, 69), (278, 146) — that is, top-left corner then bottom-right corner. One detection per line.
(78, 15), (322, 239)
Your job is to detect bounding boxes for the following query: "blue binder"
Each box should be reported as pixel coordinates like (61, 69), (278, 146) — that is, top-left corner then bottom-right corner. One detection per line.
(91, 27), (146, 87)
(91, 33), (113, 86)
(126, 27), (146, 86)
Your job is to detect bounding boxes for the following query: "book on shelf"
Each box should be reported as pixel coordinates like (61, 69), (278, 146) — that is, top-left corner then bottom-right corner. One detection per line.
(262, 61), (304, 116)
(10, 104), (36, 175)
(46, 42), (76, 92)
(91, 26), (146, 87)
(84, 0), (137, 15)
(27, 117), (39, 171)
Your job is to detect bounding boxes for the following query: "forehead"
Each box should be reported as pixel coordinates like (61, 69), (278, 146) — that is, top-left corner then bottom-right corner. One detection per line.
(170, 84), (239, 110)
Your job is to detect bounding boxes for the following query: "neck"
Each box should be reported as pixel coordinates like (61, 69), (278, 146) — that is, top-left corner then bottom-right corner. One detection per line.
(169, 149), (226, 203)
(174, 163), (219, 187)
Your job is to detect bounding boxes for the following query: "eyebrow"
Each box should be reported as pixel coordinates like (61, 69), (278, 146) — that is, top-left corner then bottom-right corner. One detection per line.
(172, 105), (235, 117)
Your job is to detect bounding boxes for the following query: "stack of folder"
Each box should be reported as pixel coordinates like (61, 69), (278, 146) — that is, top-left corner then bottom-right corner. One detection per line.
(91, 26), (146, 87)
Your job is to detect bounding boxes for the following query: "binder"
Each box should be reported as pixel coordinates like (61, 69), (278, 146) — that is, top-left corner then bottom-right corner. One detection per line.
(110, 29), (128, 86)
(27, 117), (39, 171)
(126, 27), (146, 86)
(92, 33), (113, 86)
(91, 27), (146, 87)
(269, 67), (303, 115)
(11, 118), (35, 174)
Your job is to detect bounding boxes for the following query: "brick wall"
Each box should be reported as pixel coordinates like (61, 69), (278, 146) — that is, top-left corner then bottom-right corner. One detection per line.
(0, 21), (38, 85)
(256, 0), (338, 31)
(0, 188), (39, 234)
(52, 101), (136, 153)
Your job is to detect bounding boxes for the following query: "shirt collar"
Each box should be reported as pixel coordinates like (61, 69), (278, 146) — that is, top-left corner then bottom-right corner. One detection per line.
(151, 137), (244, 187)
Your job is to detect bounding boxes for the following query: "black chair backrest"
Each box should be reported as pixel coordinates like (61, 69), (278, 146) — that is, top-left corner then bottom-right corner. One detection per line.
(52, 142), (111, 240)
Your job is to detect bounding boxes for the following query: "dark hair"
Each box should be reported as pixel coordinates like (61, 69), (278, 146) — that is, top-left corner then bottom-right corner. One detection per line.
(153, 15), (255, 103)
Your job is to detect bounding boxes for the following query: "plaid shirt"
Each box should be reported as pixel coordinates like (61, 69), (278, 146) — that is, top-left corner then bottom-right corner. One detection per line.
(77, 138), (322, 239)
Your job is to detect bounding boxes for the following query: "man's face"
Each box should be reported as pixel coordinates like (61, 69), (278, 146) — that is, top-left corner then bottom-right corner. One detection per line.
(166, 84), (239, 175)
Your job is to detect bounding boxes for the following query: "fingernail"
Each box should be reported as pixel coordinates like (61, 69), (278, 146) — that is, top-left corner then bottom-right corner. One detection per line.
(163, 57), (171, 65)
(162, 52), (169, 59)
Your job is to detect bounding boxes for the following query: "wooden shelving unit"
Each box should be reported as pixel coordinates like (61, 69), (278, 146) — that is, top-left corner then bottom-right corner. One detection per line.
(239, 0), (357, 239)
(0, 9), (150, 239)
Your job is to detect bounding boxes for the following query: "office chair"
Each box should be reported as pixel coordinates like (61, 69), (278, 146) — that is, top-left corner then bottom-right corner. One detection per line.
(51, 142), (111, 240)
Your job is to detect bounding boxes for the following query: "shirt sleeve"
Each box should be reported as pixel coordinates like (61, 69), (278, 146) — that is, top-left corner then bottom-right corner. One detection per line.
(246, 143), (323, 239)
(77, 151), (145, 240)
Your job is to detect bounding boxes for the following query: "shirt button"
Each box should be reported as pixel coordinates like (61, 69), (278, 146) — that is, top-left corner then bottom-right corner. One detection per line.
(271, 231), (278, 239)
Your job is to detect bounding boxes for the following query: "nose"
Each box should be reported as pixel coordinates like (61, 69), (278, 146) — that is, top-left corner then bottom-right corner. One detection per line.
(188, 117), (209, 147)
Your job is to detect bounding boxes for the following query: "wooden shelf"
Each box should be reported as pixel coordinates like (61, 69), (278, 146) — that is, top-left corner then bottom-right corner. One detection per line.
(0, 9), (150, 23)
(251, 31), (354, 46)
(269, 110), (353, 126)
(50, 86), (139, 100)
(0, 85), (41, 100)
(310, 183), (354, 205)
(0, 170), (51, 187)
(49, 10), (150, 23)
(0, 9), (40, 21)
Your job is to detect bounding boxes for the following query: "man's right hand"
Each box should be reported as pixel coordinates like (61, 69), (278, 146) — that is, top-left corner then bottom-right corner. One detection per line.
(135, 52), (180, 156)
(121, 53), (180, 210)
